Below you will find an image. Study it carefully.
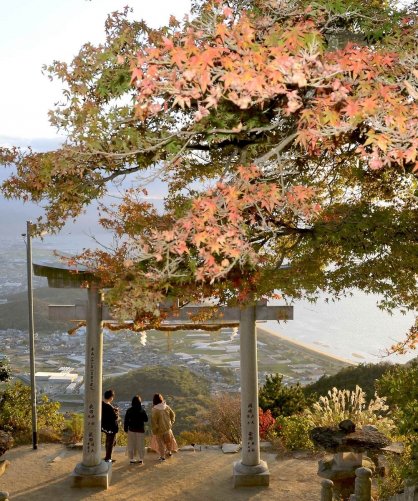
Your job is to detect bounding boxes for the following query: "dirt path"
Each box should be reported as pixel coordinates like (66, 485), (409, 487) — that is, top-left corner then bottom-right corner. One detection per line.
(0, 444), (323, 500)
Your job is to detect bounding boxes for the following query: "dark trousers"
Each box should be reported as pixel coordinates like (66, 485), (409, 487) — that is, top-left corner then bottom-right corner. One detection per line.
(104, 432), (116, 460)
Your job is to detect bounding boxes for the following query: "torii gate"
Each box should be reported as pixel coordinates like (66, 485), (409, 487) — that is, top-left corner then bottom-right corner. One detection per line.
(33, 261), (293, 488)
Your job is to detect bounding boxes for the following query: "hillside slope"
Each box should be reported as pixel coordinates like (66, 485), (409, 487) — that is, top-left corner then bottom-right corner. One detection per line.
(105, 365), (212, 433)
(105, 365), (211, 402)
(303, 362), (394, 400)
(0, 287), (86, 333)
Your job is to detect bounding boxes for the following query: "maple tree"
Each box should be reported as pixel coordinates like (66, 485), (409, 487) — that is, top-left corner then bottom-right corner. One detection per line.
(1, 0), (417, 344)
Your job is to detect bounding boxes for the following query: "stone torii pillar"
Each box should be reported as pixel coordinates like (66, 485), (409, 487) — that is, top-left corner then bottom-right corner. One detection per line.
(234, 304), (268, 485)
(162, 300), (293, 487)
(33, 262), (111, 488)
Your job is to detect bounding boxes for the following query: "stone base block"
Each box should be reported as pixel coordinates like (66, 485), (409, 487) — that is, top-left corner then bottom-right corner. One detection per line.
(233, 460), (270, 487)
(71, 461), (112, 489)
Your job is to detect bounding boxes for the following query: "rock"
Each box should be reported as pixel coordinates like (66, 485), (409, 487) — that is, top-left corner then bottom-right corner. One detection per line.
(221, 443), (241, 454)
(310, 427), (348, 452)
(344, 429), (390, 452)
(362, 425), (378, 432)
(310, 426), (390, 453)
(382, 442), (404, 454)
(0, 491), (9, 501)
(339, 420), (356, 434)
(0, 431), (13, 457)
(0, 460), (10, 477)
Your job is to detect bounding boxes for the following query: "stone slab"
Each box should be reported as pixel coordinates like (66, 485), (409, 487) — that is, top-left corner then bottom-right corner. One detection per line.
(382, 442), (404, 454)
(232, 461), (270, 487)
(71, 462), (112, 489)
(222, 443), (241, 454)
(179, 445), (196, 452)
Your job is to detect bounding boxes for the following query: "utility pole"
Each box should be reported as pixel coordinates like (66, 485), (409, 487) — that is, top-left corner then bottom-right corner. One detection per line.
(25, 220), (38, 450)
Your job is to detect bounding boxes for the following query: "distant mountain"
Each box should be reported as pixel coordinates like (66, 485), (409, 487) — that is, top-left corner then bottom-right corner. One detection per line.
(0, 287), (86, 333)
(0, 135), (61, 233)
(0, 136), (165, 242)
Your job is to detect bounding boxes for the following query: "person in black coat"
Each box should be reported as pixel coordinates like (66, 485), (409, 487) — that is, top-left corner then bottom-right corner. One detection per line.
(124, 395), (149, 464)
(101, 389), (119, 462)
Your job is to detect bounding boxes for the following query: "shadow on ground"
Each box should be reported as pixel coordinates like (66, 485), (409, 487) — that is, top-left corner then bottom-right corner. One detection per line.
(0, 444), (322, 501)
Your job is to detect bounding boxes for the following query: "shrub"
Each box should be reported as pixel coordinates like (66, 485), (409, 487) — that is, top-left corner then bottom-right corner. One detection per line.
(0, 359), (11, 383)
(62, 413), (84, 444)
(376, 362), (418, 437)
(259, 408), (276, 440)
(99, 428), (128, 447)
(377, 444), (415, 500)
(275, 414), (315, 451)
(199, 393), (241, 443)
(177, 430), (218, 446)
(259, 373), (310, 418)
(377, 362), (418, 488)
(0, 381), (65, 444)
(305, 385), (394, 436)
(117, 429), (128, 446)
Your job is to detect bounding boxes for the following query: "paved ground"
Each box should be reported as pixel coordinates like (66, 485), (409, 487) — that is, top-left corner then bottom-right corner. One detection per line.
(0, 444), (323, 500)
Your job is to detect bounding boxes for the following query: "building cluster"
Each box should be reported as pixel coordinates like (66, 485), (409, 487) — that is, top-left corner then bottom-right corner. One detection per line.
(1, 319), (348, 412)
(18, 367), (84, 395)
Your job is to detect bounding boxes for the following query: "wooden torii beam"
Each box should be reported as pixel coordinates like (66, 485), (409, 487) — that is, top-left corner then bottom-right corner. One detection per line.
(34, 261), (293, 488)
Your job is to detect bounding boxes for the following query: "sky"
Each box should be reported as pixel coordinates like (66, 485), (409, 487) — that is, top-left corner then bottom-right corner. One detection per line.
(0, 0), (191, 143)
(0, 0), (189, 236)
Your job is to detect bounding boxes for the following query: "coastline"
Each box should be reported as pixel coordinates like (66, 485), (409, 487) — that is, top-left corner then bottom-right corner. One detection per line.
(257, 325), (357, 366)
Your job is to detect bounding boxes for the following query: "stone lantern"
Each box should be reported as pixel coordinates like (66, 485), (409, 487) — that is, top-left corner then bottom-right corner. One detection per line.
(310, 420), (390, 500)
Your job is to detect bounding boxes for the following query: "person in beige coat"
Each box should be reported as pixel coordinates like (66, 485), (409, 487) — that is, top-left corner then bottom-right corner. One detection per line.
(151, 393), (178, 461)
